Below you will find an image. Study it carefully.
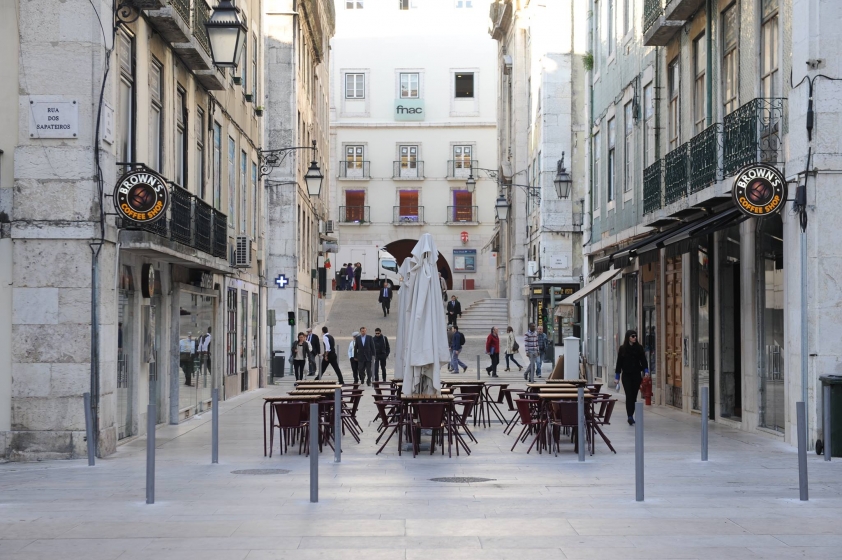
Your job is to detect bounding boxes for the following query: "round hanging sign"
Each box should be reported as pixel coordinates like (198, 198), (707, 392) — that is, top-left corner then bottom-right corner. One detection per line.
(732, 163), (787, 217)
(114, 168), (169, 224)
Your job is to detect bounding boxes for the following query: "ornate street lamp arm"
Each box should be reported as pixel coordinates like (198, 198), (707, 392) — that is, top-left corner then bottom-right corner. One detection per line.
(258, 143), (317, 179)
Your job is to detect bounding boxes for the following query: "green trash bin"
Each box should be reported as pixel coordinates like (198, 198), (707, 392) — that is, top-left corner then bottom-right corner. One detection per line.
(819, 375), (842, 457)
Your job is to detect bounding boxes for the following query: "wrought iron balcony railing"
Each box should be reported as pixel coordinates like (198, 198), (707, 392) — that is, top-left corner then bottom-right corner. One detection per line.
(689, 123), (722, 193)
(123, 182), (227, 260)
(664, 143), (689, 205)
(643, 0), (664, 33)
(643, 160), (663, 214)
(393, 206), (424, 224)
(723, 97), (786, 177)
(447, 205), (478, 223)
(171, 0), (190, 24)
(338, 161), (371, 179)
(447, 159), (478, 178)
(392, 161), (425, 179)
(193, 0), (211, 55)
(339, 206), (370, 223)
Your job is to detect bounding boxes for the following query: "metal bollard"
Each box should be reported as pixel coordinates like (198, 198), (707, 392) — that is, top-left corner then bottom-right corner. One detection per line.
(701, 386), (709, 462)
(577, 386), (585, 462)
(635, 402), (644, 502)
(334, 388), (342, 463)
(824, 385), (831, 462)
(212, 388), (219, 464)
(146, 404), (156, 504)
(310, 403), (319, 503)
(84, 392), (95, 466)
(477, 355), (481, 380)
(797, 401), (809, 501)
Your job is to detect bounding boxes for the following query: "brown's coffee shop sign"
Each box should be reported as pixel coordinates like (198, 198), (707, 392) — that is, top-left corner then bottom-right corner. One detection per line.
(114, 169), (169, 224)
(732, 163), (787, 217)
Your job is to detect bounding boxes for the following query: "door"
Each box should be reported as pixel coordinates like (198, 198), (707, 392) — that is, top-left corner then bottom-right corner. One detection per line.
(399, 145), (418, 178)
(665, 256), (683, 408)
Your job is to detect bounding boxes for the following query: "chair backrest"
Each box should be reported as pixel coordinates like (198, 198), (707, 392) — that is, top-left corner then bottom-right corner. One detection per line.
(601, 399), (616, 424)
(452, 396), (476, 422)
(273, 402), (306, 428)
(514, 399), (537, 425)
(549, 355), (564, 379)
(374, 400), (393, 427)
(556, 400), (579, 427)
(458, 384), (482, 395)
(413, 403), (446, 429)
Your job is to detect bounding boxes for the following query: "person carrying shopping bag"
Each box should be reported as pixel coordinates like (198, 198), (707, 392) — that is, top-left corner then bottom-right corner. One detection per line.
(503, 326), (523, 372)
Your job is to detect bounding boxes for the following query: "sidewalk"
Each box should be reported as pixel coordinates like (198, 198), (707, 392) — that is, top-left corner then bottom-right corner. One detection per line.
(2, 375), (842, 559)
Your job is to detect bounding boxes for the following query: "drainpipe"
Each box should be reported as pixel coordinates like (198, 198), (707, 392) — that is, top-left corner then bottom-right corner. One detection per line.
(706, 0), (713, 126)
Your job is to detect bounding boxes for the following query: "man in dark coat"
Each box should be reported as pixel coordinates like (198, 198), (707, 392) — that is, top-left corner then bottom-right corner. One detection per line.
(372, 328), (391, 382)
(446, 295), (462, 328)
(378, 281), (393, 317)
(346, 263), (355, 290)
(354, 263), (362, 291)
(305, 328), (321, 376)
(354, 326), (375, 385)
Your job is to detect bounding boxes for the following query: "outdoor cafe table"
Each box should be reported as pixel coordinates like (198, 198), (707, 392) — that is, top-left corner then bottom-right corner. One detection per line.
(294, 380), (340, 385)
(288, 388), (341, 396)
(263, 395), (321, 456)
(441, 380), (506, 428)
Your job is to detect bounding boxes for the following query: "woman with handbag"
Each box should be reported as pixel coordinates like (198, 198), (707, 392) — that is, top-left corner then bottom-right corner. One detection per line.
(291, 332), (310, 381)
(503, 326), (523, 372)
(485, 326), (500, 377)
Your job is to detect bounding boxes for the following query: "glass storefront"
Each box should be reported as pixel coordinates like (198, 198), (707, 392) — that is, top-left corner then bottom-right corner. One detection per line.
(116, 268), (135, 440)
(692, 248), (711, 412)
(719, 226), (742, 419)
(758, 215), (785, 432)
(179, 290), (214, 415)
(624, 273), (638, 334)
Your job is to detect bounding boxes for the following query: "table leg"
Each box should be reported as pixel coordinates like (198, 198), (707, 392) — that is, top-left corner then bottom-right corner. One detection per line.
(263, 401), (268, 457)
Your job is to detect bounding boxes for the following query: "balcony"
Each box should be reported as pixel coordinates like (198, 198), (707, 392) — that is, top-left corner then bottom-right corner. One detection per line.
(122, 182), (228, 260)
(447, 160), (478, 179)
(664, 0), (706, 21)
(392, 161), (425, 179)
(339, 206), (370, 224)
(146, 0), (191, 43)
(723, 98), (786, 177)
(689, 123), (722, 193)
(643, 0), (683, 46)
(643, 160), (663, 215)
(664, 143), (689, 205)
(393, 206), (424, 224)
(338, 161), (370, 179)
(446, 206), (478, 224)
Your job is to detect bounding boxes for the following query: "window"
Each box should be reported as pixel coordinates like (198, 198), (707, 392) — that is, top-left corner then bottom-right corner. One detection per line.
(240, 150), (247, 233)
(344, 190), (366, 222)
(252, 35), (258, 100)
(594, 0), (600, 73)
(175, 87), (187, 187)
(399, 145), (418, 177)
(228, 137), (236, 228)
(117, 31), (134, 174)
(251, 293), (258, 368)
(453, 145), (472, 176)
(643, 84), (655, 167)
(761, 0), (779, 99)
(668, 57), (680, 150)
(722, 3), (739, 115)
(455, 73), (474, 98)
(251, 161), (258, 237)
(149, 59), (163, 173)
(623, 0), (631, 37)
(345, 73), (365, 98)
(455, 0), (473, 7)
(242, 40), (248, 95)
(607, 0), (615, 57)
(226, 288), (237, 377)
(452, 190), (474, 221)
(213, 122), (222, 209)
(693, 33), (706, 134)
(346, 1), (363, 8)
(196, 107), (205, 198)
(400, 73), (419, 98)
(594, 131), (601, 209)
(624, 102), (633, 192)
(398, 190), (420, 221)
(607, 117), (616, 202)
(344, 145), (364, 178)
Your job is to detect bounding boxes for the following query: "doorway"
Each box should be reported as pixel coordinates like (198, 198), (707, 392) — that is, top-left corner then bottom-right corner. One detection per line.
(665, 256), (683, 408)
(719, 226), (742, 419)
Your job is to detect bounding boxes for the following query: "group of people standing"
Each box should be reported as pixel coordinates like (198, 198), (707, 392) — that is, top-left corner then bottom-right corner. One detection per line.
(337, 262), (362, 291)
(290, 324), (391, 387)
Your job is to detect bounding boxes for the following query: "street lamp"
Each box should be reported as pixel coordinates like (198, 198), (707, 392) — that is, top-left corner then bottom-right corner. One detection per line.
(494, 194), (509, 221)
(554, 152), (572, 199)
(205, 0), (248, 69)
(304, 145), (324, 197)
(465, 173), (477, 193)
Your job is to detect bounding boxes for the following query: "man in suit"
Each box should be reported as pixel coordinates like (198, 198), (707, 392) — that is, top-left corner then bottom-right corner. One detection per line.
(319, 326), (344, 384)
(305, 327), (321, 376)
(378, 281), (393, 317)
(447, 295), (462, 328)
(354, 262), (362, 291)
(354, 326), (375, 385)
(373, 328), (391, 382)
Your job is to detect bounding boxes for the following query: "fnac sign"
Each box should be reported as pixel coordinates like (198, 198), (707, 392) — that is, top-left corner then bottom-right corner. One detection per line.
(732, 163), (786, 217)
(114, 168), (170, 224)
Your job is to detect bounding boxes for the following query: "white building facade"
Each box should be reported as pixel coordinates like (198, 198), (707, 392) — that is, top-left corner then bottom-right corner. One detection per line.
(329, 0), (498, 290)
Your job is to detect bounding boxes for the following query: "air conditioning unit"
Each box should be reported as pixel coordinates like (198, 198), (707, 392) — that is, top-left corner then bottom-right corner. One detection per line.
(323, 220), (335, 234)
(234, 236), (252, 267)
(527, 260), (540, 277)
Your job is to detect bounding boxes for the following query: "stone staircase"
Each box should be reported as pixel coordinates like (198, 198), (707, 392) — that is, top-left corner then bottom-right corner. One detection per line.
(456, 298), (509, 332)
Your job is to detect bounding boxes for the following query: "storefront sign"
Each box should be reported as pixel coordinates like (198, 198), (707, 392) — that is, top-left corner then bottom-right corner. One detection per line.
(453, 249), (476, 272)
(114, 169), (169, 224)
(141, 264), (156, 298)
(275, 274), (289, 289)
(28, 98), (78, 139)
(732, 163), (787, 217)
(394, 99), (425, 121)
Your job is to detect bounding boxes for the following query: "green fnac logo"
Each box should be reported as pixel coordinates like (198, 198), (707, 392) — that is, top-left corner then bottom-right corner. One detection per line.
(394, 99), (425, 121)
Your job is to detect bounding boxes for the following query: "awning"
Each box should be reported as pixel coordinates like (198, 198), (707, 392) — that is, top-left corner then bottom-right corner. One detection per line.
(481, 226), (500, 253)
(634, 205), (742, 259)
(559, 268), (621, 305)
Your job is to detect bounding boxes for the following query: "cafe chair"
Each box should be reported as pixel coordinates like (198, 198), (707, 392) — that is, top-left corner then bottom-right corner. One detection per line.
(511, 399), (546, 454)
(410, 402), (450, 458)
(270, 402), (308, 457)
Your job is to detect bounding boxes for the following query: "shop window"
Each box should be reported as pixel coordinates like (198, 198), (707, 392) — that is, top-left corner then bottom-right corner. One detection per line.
(398, 190), (419, 221)
(758, 215), (784, 432)
(455, 73), (474, 98)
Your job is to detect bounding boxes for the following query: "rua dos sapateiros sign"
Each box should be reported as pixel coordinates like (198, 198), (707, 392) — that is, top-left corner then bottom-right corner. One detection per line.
(732, 163), (787, 217)
(114, 168), (170, 224)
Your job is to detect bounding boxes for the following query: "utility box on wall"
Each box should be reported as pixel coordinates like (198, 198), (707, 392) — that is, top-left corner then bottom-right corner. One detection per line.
(462, 278), (474, 290)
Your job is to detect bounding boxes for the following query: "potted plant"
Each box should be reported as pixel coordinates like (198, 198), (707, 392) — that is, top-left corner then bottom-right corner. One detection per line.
(245, 93), (253, 102)
(233, 76), (242, 85)
(255, 106), (264, 117)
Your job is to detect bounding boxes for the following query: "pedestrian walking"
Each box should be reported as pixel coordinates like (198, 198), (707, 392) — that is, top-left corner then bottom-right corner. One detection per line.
(346, 263), (355, 291)
(439, 272), (447, 302)
(504, 326), (523, 372)
(305, 327), (321, 376)
(319, 326), (345, 384)
(354, 326), (375, 385)
(198, 327), (212, 380)
(354, 262), (362, 291)
(615, 329), (650, 425)
(373, 327), (391, 382)
(348, 331), (360, 383)
(524, 323), (540, 381)
(339, 263), (348, 291)
(485, 326), (500, 377)
(536, 325), (549, 377)
(379, 282), (393, 317)
(446, 295), (462, 328)
(179, 333), (196, 386)
(449, 325), (468, 373)
(446, 325), (455, 372)
(291, 332), (310, 381)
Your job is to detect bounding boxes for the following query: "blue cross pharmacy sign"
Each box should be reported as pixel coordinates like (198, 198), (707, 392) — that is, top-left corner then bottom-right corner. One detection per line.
(275, 274), (289, 289)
